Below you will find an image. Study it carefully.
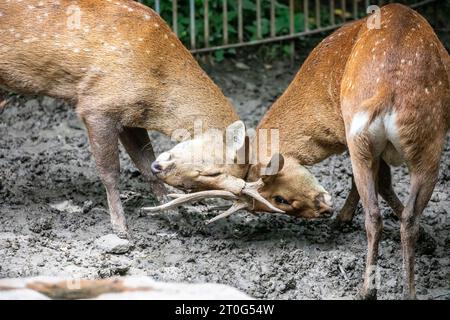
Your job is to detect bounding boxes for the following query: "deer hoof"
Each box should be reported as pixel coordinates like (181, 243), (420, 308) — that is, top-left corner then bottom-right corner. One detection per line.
(402, 291), (417, 300)
(112, 224), (130, 240)
(331, 216), (353, 231)
(357, 287), (378, 300)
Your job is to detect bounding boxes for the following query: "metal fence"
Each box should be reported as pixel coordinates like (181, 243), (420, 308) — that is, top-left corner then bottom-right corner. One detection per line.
(138, 0), (437, 54)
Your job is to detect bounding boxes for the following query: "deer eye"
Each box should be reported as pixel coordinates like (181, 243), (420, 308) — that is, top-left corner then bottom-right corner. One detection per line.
(200, 170), (222, 177)
(274, 195), (290, 205)
(206, 172), (221, 177)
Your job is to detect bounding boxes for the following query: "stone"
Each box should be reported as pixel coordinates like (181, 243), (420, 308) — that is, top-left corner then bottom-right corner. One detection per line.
(24, 99), (39, 109)
(235, 62), (250, 70)
(0, 289), (50, 300)
(98, 256), (132, 278)
(95, 234), (132, 254)
(0, 276), (252, 300)
(50, 200), (83, 214)
(41, 96), (58, 109)
(82, 200), (94, 213)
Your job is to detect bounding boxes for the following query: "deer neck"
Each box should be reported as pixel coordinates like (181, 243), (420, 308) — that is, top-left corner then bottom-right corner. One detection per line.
(142, 50), (239, 140)
(255, 20), (364, 165)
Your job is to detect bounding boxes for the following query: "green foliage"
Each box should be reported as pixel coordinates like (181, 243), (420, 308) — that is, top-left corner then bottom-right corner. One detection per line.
(141, 0), (310, 49)
(140, 0), (437, 60)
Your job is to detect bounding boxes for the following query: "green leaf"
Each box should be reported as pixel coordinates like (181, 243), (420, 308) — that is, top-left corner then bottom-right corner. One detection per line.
(214, 49), (225, 62)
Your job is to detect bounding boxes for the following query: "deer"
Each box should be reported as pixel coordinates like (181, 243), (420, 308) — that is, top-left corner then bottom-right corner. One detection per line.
(0, 0), (282, 238)
(148, 4), (449, 299)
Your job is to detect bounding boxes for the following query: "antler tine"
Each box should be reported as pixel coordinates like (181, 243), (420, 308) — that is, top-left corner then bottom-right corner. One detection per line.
(167, 193), (188, 198)
(0, 98), (10, 111)
(205, 202), (248, 225)
(142, 190), (239, 212)
(241, 179), (285, 213)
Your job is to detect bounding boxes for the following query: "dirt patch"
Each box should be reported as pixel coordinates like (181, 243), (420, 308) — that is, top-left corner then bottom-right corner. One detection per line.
(1, 49), (449, 300)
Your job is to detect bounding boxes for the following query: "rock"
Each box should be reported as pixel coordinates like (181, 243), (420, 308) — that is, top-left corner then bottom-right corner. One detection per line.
(0, 276), (252, 300)
(417, 226), (437, 255)
(386, 277), (397, 288)
(98, 256), (132, 278)
(0, 288), (50, 300)
(24, 99), (40, 109)
(235, 62), (250, 70)
(29, 217), (53, 234)
(50, 200), (83, 214)
(95, 234), (132, 254)
(98, 279), (252, 300)
(82, 200), (94, 213)
(41, 96), (58, 110)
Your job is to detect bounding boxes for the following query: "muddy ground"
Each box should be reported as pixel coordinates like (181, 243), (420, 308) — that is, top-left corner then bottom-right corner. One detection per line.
(1, 42), (450, 300)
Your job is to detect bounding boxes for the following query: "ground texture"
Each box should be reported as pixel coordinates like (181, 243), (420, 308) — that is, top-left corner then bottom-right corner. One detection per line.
(1, 46), (449, 300)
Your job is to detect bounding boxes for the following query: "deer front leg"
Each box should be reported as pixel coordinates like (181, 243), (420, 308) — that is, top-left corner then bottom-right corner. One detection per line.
(336, 176), (360, 223)
(82, 114), (128, 238)
(0, 91), (9, 110)
(119, 127), (168, 202)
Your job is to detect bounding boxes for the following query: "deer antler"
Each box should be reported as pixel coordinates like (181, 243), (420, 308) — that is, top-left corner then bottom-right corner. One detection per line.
(240, 179), (284, 213)
(0, 98), (10, 110)
(205, 201), (248, 225)
(142, 190), (239, 212)
(142, 178), (284, 223)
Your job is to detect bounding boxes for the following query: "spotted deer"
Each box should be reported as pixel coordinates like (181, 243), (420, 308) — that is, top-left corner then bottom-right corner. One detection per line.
(150, 4), (449, 299)
(0, 0), (284, 237)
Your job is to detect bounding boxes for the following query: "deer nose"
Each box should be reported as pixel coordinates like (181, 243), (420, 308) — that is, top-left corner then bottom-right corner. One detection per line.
(323, 192), (333, 208)
(151, 161), (163, 174)
(316, 192), (334, 217)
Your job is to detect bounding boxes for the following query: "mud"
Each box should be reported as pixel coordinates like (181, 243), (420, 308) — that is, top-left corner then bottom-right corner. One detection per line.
(1, 46), (449, 300)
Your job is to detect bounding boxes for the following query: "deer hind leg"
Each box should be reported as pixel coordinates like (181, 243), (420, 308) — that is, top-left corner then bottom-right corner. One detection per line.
(347, 130), (383, 299)
(81, 113), (128, 238)
(378, 159), (404, 218)
(336, 158), (403, 224)
(119, 127), (168, 202)
(400, 144), (442, 299)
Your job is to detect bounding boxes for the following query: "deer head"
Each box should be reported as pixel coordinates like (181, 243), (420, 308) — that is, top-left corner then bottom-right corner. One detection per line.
(150, 121), (249, 194)
(246, 154), (333, 219)
(146, 121), (333, 222)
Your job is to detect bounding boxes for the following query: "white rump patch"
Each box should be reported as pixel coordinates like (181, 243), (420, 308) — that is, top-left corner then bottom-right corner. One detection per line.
(349, 110), (403, 164)
(383, 112), (402, 156)
(349, 112), (369, 136)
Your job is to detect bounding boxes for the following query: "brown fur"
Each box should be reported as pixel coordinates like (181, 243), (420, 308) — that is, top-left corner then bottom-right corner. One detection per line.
(0, 0), (238, 133)
(0, 0), (239, 236)
(152, 3), (449, 300)
(340, 4), (449, 300)
(255, 21), (362, 164)
(255, 4), (449, 299)
(255, 4), (449, 165)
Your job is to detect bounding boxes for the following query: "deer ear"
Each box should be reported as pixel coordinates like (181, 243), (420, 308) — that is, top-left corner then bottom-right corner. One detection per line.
(199, 167), (223, 177)
(226, 120), (246, 162)
(261, 153), (285, 184)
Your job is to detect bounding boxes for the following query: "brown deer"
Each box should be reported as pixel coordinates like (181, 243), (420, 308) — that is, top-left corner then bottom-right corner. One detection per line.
(150, 4), (449, 299)
(0, 0), (280, 237)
